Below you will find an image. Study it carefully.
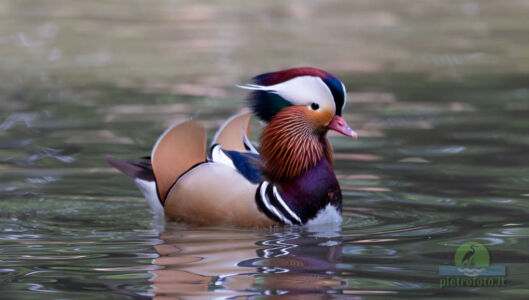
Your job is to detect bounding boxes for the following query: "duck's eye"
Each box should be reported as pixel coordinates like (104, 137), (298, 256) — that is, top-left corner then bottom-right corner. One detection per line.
(310, 103), (319, 110)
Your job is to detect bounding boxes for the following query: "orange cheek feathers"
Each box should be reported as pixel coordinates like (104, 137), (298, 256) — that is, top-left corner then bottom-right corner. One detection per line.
(305, 108), (334, 129)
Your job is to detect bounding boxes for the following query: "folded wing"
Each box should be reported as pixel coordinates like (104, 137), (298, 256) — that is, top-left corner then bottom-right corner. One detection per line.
(151, 120), (207, 203)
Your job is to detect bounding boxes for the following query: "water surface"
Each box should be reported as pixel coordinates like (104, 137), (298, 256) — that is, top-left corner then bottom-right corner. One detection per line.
(1, 1), (529, 299)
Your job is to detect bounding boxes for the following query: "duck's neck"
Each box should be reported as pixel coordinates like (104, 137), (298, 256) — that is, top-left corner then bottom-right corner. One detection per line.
(259, 107), (333, 183)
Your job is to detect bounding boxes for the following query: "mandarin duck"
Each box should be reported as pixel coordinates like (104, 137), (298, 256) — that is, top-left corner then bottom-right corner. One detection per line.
(106, 67), (357, 227)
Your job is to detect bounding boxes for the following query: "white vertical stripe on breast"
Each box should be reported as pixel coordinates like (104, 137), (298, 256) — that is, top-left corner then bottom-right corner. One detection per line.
(260, 182), (291, 224)
(272, 186), (301, 224)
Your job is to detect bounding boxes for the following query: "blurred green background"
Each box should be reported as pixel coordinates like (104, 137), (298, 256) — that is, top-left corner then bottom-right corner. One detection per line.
(2, 0), (528, 88)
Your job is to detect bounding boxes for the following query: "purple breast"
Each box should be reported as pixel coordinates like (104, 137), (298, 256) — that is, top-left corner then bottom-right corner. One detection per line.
(279, 158), (342, 223)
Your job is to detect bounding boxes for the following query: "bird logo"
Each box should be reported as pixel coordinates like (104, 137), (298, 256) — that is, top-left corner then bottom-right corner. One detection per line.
(454, 242), (490, 277)
(439, 241), (505, 279)
(461, 244), (477, 265)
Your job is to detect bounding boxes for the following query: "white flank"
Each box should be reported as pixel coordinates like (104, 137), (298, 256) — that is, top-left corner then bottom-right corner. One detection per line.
(134, 178), (164, 215)
(305, 203), (342, 226)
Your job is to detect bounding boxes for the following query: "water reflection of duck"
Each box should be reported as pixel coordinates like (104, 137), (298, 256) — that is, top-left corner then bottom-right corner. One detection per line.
(106, 68), (357, 227)
(150, 225), (344, 298)
(461, 244), (476, 265)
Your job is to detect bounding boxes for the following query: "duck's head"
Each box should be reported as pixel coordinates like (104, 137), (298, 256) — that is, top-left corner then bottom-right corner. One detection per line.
(240, 67), (357, 139)
(239, 67), (357, 182)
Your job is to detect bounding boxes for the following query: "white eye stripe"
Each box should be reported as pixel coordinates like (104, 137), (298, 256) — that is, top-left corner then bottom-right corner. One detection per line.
(239, 76), (336, 114)
(341, 82), (347, 111)
(274, 76), (331, 106)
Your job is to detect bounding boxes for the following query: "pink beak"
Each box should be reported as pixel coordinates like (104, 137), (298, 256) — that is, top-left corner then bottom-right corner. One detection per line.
(328, 115), (358, 139)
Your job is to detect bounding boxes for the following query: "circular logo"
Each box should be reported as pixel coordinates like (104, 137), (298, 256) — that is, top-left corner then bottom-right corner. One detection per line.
(454, 242), (490, 267)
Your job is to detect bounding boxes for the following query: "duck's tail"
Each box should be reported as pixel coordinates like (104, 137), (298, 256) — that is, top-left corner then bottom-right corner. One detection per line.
(105, 155), (163, 214)
(106, 119), (207, 214)
(105, 156), (154, 181)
